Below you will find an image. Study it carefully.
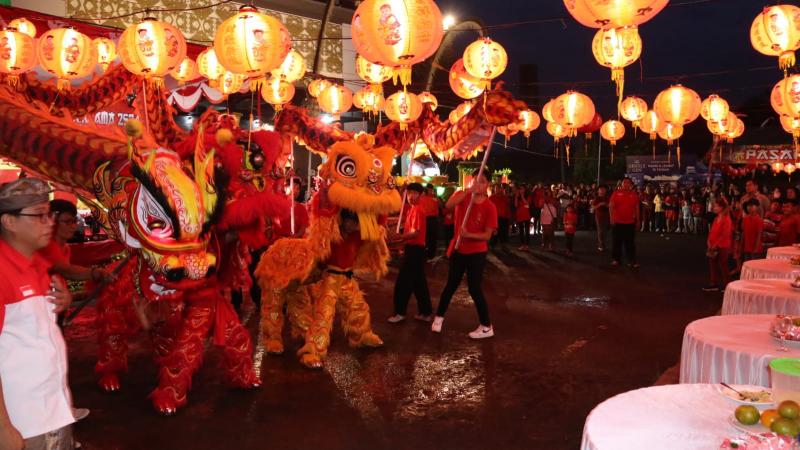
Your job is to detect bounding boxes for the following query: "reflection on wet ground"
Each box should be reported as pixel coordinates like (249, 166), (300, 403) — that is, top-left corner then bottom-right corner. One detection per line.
(65, 232), (720, 449)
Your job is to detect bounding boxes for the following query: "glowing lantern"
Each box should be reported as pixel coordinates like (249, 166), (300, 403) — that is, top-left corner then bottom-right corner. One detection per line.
(449, 58), (484, 100)
(517, 109), (541, 138)
(385, 91), (423, 130)
(498, 123), (519, 146)
(773, 162), (785, 173)
(600, 119), (625, 145)
(591, 26), (642, 97)
(546, 121), (569, 142)
(707, 111), (738, 136)
(578, 112), (603, 138)
(639, 110), (662, 139)
(700, 94), (730, 123)
(356, 54), (392, 94)
(724, 118), (745, 143)
(197, 48), (226, 86)
(653, 84), (701, 125)
(217, 71), (245, 97)
(93, 37), (116, 72)
(0, 28), (36, 84)
(351, 0), (444, 86)
(781, 114), (800, 137)
(542, 99), (556, 123)
(462, 37), (508, 88)
(771, 75), (800, 119)
(418, 91), (438, 111)
(36, 28), (97, 90)
(213, 5), (290, 85)
(9, 18), (36, 38)
(449, 101), (474, 124)
(261, 77), (295, 109)
(171, 57), (199, 84)
(307, 79), (332, 98)
(552, 90), (596, 134)
(353, 87), (385, 114)
(118, 18), (186, 86)
(620, 96), (647, 126)
(272, 49), (306, 83)
(751, 5), (800, 72)
(318, 84), (353, 117)
(658, 122), (683, 144)
(787, 163), (797, 175)
(563, 0), (669, 28)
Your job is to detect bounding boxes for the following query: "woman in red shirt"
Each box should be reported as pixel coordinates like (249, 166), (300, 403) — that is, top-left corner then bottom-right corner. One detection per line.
(704, 198), (732, 292)
(514, 185), (531, 250)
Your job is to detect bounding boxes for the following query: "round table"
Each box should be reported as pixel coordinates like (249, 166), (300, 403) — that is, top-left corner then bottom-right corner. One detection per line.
(721, 279), (800, 315)
(767, 245), (800, 261)
(740, 258), (800, 280)
(680, 314), (800, 386)
(581, 384), (743, 450)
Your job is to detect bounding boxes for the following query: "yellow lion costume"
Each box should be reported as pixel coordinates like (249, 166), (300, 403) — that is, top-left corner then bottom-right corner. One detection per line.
(254, 135), (401, 368)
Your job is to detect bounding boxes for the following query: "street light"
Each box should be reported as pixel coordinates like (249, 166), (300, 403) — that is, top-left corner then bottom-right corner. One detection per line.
(442, 14), (456, 31)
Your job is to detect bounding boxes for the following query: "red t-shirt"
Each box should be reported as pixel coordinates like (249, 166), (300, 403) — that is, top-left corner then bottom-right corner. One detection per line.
(610, 190), (639, 224)
(592, 195), (610, 222)
(403, 203), (427, 247)
(37, 240), (71, 288)
(490, 193), (511, 219)
(448, 194), (498, 256)
(273, 202), (310, 237)
(564, 211), (578, 234)
(708, 214), (733, 249)
(778, 214), (800, 246)
(0, 239), (52, 333)
(742, 214), (764, 253)
(514, 195), (531, 222)
(325, 231), (363, 270)
(532, 188), (545, 208)
(419, 195), (440, 218)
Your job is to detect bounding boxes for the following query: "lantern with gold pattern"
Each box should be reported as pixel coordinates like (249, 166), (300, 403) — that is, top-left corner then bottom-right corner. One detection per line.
(600, 120), (625, 145)
(638, 110), (662, 140)
(751, 5), (800, 72)
(552, 90), (596, 135)
(118, 18), (186, 87)
(385, 91), (423, 130)
(307, 79), (332, 98)
(318, 84), (353, 118)
(36, 28), (97, 91)
(272, 49), (306, 83)
(171, 57), (199, 85)
(9, 18), (36, 38)
(0, 28), (36, 85)
(93, 37), (116, 72)
(700, 94), (730, 123)
(653, 84), (701, 126)
(591, 26), (642, 99)
(462, 37), (508, 89)
(620, 96), (647, 127)
(261, 77), (295, 110)
(353, 87), (385, 115)
(563, 0), (669, 28)
(449, 58), (484, 100)
(771, 75), (800, 119)
(356, 54), (392, 94)
(197, 48), (226, 87)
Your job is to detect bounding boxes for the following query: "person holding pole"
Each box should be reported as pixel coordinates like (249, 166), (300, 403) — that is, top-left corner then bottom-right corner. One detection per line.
(431, 171), (498, 339)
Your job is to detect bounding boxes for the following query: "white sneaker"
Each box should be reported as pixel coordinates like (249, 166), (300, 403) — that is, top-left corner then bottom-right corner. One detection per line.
(414, 314), (433, 322)
(387, 314), (405, 324)
(431, 316), (444, 333)
(468, 325), (494, 339)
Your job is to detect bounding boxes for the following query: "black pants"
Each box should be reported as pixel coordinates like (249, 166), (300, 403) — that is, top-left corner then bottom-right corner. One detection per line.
(565, 233), (574, 252)
(444, 224), (454, 247)
(517, 220), (530, 246)
(231, 247), (266, 309)
(612, 224), (636, 264)
(655, 212), (666, 232)
(497, 217), (509, 244)
(426, 216), (439, 258)
(436, 252), (491, 326)
(393, 245), (432, 316)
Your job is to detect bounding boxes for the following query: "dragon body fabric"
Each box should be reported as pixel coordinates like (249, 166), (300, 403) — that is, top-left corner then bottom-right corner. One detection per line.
(255, 136), (401, 369)
(0, 69), (265, 415)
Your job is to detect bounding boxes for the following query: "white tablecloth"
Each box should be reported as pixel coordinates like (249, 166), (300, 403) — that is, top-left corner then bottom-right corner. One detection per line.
(767, 246), (800, 261)
(581, 384), (742, 450)
(680, 314), (800, 385)
(741, 258), (800, 280)
(721, 279), (800, 315)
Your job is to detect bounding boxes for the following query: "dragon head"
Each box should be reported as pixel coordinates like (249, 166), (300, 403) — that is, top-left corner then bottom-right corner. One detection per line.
(318, 134), (401, 241)
(95, 121), (220, 301)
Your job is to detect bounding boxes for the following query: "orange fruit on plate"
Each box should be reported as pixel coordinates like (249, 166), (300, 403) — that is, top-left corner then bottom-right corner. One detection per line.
(761, 409), (781, 428)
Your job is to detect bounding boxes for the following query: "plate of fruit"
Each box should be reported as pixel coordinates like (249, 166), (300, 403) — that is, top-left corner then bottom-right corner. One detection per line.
(718, 384), (773, 406)
(731, 401), (800, 438)
(770, 316), (800, 345)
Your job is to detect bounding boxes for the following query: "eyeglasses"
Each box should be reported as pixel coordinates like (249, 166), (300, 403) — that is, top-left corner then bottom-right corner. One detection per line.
(13, 211), (56, 223)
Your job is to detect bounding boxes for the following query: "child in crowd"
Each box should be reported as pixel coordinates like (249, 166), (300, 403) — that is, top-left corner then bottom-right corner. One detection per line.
(563, 205), (578, 256)
(741, 199), (763, 262)
(680, 197), (692, 233)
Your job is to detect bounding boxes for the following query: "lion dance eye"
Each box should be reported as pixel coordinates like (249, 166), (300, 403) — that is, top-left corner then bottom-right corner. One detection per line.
(335, 156), (357, 178)
(373, 158), (383, 168)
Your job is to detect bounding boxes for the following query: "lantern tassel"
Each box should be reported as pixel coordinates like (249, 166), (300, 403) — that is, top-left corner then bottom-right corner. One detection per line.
(250, 76), (268, 92)
(611, 145), (615, 165)
(394, 66), (412, 87)
(56, 78), (71, 91)
(566, 143), (571, 166)
(677, 142), (681, 168)
(612, 68), (624, 113)
(780, 51), (796, 74)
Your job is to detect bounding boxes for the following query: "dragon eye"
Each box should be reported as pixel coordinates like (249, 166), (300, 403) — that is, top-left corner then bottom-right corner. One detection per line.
(148, 219), (166, 230)
(336, 156), (357, 178)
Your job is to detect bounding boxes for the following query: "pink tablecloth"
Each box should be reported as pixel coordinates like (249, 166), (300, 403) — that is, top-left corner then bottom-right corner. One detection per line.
(721, 279), (800, 315)
(767, 246), (800, 261)
(740, 259), (800, 280)
(581, 384), (742, 450)
(680, 314), (800, 386)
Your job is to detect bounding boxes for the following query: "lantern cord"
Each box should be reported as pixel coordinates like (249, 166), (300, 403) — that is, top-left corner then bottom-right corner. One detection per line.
(652, 140), (656, 159)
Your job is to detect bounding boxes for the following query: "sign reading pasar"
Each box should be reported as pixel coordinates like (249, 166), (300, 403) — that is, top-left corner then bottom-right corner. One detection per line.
(728, 145), (796, 164)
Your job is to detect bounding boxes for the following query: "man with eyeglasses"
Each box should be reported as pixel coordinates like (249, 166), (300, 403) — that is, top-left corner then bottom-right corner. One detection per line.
(0, 179), (75, 450)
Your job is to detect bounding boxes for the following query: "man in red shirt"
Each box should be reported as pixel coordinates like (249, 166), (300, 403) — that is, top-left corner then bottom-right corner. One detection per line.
(388, 183), (432, 324)
(778, 201), (800, 246)
(433, 171), (498, 339)
(0, 179), (74, 450)
(609, 177), (641, 267)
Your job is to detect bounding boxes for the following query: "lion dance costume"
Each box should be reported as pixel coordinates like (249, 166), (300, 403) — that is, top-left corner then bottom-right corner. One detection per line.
(255, 135), (401, 368)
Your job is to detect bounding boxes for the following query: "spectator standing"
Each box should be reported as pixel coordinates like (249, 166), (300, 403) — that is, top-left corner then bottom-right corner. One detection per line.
(513, 185), (532, 251)
(609, 177), (640, 267)
(777, 200), (800, 246)
(741, 179), (771, 217)
(653, 189), (665, 233)
(742, 199), (764, 261)
(531, 182), (545, 235)
(540, 191), (558, 251)
(592, 185), (610, 252)
(564, 205), (578, 257)
(704, 198), (733, 292)
(489, 184), (511, 248)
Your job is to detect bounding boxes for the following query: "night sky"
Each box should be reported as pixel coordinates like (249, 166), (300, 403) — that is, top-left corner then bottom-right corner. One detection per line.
(415, 0), (789, 181)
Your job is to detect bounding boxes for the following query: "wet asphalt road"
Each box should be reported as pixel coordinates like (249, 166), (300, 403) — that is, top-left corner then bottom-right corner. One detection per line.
(64, 231), (721, 450)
